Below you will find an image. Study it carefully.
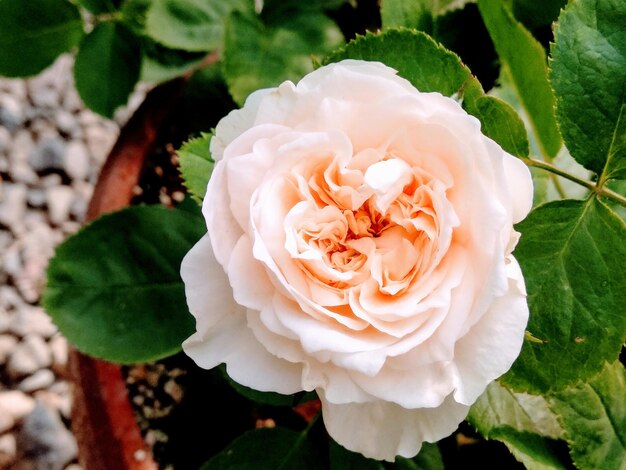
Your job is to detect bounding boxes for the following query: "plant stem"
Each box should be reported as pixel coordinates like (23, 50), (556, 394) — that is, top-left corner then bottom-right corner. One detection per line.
(520, 157), (626, 207)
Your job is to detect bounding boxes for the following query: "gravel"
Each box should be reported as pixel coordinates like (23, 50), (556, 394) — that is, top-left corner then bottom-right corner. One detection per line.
(0, 54), (143, 468)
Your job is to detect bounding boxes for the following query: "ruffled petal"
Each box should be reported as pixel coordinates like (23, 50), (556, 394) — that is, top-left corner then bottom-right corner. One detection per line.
(452, 256), (529, 405)
(320, 393), (469, 461)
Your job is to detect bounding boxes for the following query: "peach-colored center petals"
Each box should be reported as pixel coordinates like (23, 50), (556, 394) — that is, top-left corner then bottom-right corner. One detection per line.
(181, 60), (533, 462)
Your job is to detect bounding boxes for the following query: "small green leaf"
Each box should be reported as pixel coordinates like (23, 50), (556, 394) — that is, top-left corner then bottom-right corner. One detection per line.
(472, 95), (530, 157)
(224, 10), (343, 105)
(43, 206), (204, 364)
(502, 198), (626, 393)
(140, 39), (205, 84)
(201, 427), (324, 469)
(178, 133), (214, 203)
(469, 381), (567, 469)
(324, 29), (470, 96)
(601, 104), (626, 183)
(329, 440), (384, 469)
(550, 0), (626, 175)
(550, 362), (626, 470)
(380, 0), (433, 32)
(145, 0), (250, 52)
(470, 381), (563, 440)
(0, 0), (83, 77)
(478, 0), (561, 158)
(511, 0), (567, 30)
(77, 0), (121, 14)
(74, 22), (142, 118)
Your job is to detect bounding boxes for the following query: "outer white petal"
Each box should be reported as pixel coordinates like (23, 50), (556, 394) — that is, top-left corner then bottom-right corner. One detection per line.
(184, 312), (303, 395)
(502, 152), (533, 224)
(452, 256), (529, 405)
(320, 393), (469, 461)
(210, 88), (273, 160)
(181, 235), (303, 394)
(180, 234), (240, 335)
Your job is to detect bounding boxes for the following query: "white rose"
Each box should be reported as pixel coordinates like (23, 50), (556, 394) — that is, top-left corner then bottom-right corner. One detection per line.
(181, 59), (533, 461)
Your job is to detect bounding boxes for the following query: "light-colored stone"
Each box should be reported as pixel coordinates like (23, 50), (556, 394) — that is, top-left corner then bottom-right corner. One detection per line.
(0, 334), (18, 362)
(64, 141), (90, 181)
(0, 286), (23, 310)
(0, 93), (24, 131)
(0, 183), (27, 230)
(9, 131), (37, 184)
(2, 240), (23, 278)
(0, 126), (11, 153)
(0, 407), (15, 433)
(46, 185), (75, 225)
(55, 109), (78, 136)
(0, 433), (17, 468)
(6, 335), (52, 378)
(33, 389), (72, 420)
(17, 402), (78, 470)
(49, 335), (68, 370)
(29, 137), (66, 172)
(10, 306), (57, 338)
(85, 123), (117, 164)
(0, 390), (36, 420)
(19, 369), (55, 392)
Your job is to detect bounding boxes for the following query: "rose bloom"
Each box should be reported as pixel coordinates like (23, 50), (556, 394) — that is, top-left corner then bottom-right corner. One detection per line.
(181, 60), (533, 461)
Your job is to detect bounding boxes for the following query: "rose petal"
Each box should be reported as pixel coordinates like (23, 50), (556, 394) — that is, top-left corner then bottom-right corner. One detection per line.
(320, 393), (469, 461)
(452, 256), (529, 405)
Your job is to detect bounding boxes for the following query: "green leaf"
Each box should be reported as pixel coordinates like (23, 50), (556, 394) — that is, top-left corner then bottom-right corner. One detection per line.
(0, 0), (83, 77)
(550, 362), (626, 470)
(478, 0), (561, 158)
(471, 95), (530, 157)
(145, 0), (250, 52)
(324, 29), (470, 96)
(178, 133), (214, 203)
(469, 381), (567, 469)
(550, 0), (626, 175)
(470, 381), (563, 439)
(224, 10), (343, 105)
(511, 0), (567, 30)
(380, 0), (433, 32)
(43, 205), (204, 364)
(140, 39), (205, 84)
(502, 198), (626, 393)
(329, 440), (384, 469)
(601, 104), (626, 183)
(77, 0), (121, 14)
(74, 22), (142, 118)
(201, 427), (324, 469)
(119, 0), (152, 35)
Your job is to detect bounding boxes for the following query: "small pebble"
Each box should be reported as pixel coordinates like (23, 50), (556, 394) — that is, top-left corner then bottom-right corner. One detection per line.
(0, 433), (17, 467)
(7, 335), (52, 378)
(17, 402), (78, 470)
(19, 369), (56, 393)
(10, 305), (57, 338)
(0, 183), (27, 229)
(29, 137), (66, 173)
(0, 334), (18, 362)
(46, 186), (75, 225)
(64, 141), (90, 181)
(49, 335), (69, 370)
(0, 390), (36, 420)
